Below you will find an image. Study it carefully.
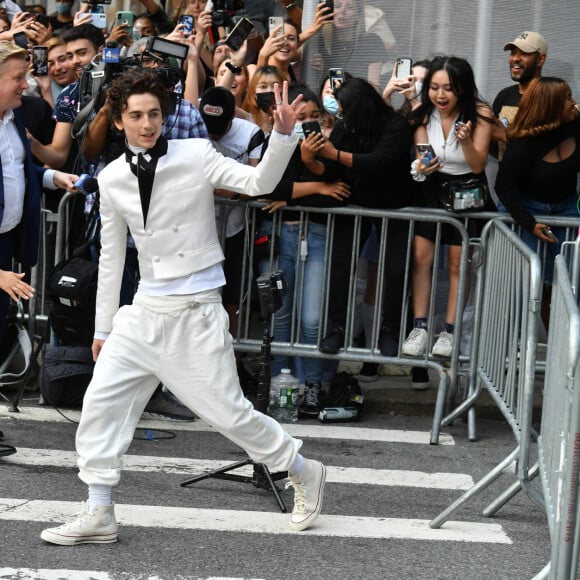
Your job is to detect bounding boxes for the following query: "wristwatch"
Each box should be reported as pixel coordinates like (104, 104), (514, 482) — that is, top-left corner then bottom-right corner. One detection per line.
(225, 62), (242, 74)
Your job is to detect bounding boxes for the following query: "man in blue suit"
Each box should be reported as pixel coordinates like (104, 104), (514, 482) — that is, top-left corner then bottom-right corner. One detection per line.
(0, 41), (78, 344)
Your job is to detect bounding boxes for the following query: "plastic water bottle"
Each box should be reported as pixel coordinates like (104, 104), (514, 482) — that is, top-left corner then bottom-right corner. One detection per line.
(269, 368), (300, 423)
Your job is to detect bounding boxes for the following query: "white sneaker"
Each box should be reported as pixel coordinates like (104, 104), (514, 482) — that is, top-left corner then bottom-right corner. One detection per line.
(432, 331), (454, 358)
(41, 502), (118, 545)
(285, 458), (326, 531)
(402, 328), (428, 357)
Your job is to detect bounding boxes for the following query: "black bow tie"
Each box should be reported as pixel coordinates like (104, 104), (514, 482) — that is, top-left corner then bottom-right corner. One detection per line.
(124, 137), (168, 227)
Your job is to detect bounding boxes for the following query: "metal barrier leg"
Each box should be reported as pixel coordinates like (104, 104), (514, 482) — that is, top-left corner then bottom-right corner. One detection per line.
(429, 446), (520, 529)
(531, 562), (550, 580)
(430, 371), (449, 445)
(467, 405), (477, 442)
(483, 462), (540, 517)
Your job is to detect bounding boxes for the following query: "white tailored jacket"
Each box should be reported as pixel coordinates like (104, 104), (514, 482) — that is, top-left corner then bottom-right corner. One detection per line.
(95, 132), (298, 334)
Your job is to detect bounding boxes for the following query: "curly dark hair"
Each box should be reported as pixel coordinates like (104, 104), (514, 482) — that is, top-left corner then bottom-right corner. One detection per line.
(107, 68), (171, 124)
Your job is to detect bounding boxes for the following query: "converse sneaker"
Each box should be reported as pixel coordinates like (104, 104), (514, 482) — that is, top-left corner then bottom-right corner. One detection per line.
(298, 382), (321, 417)
(402, 328), (428, 357)
(142, 389), (194, 421)
(41, 503), (118, 545)
(432, 331), (454, 358)
(286, 458), (326, 531)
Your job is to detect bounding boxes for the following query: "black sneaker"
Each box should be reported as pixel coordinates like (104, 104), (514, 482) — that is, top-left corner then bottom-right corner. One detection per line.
(357, 362), (379, 383)
(298, 382), (321, 417)
(142, 389), (195, 421)
(410, 367), (430, 391)
(379, 325), (400, 357)
(319, 327), (345, 354)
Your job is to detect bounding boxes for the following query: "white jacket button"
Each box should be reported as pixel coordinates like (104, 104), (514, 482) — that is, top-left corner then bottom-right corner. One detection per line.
(172, 225), (178, 232)
(153, 256), (160, 262)
(178, 251), (184, 258)
(146, 229), (153, 236)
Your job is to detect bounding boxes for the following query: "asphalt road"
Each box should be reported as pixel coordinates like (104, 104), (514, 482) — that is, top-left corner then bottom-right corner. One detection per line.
(0, 393), (555, 580)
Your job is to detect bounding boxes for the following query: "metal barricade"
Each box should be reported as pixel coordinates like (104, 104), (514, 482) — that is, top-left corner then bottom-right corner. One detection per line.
(430, 219), (543, 528)
(221, 200), (475, 444)
(532, 256), (580, 580)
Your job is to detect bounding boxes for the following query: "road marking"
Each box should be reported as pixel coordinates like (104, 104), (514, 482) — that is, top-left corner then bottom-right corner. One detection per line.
(4, 448), (474, 490)
(0, 405), (455, 445)
(0, 498), (511, 544)
(0, 571), (262, 580)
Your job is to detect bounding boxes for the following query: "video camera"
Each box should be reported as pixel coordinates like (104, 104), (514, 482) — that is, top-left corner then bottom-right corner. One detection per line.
(210, 0), (244, 28)
(256, 269), (287, 319)
(78, 36), (188, 118)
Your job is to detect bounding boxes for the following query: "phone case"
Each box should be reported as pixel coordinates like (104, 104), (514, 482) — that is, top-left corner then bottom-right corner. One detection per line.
(116, 11), (133, 27)
(225, 18), (255, 50)
(179, 15), (193, 34)
(268, 16), (283, 37)
(395, 58), (412, 79)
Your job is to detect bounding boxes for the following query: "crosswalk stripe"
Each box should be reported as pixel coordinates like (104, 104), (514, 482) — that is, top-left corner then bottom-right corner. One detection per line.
(4, 448), (474, 490)
(0, 570), (262, 580)
(0, 405), (455, 445)
(0, 498), (511, 544)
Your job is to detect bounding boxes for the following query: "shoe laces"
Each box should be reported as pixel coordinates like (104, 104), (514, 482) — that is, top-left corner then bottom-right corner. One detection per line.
(407, 327), (426, 342)
(285, 475), (310, 513)
(303, 385), (319, 406)
(437, 331), (453, 344)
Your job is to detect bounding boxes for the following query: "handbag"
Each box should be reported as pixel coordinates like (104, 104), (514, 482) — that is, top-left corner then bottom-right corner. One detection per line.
(39, 345), (94, 407)
(440, 173), (489, 213)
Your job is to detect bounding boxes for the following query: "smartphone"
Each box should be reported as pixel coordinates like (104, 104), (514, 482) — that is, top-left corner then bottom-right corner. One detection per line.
(416, 143), (436, 164)
(328, 67), (345, 92)
(178, 14), (194, 35)
(395, 57), (412, 79)
(116, 10), (134, 28)
(302, 120), (322, 137)
(225, 17), (255, 51)
(32, 45), (48, 76)
(319, 0), (333, 20)
(13, 31), (28, 50)
(542, 227), (559, 243)
(268, 16), (284, 38)
(34, 13), (50, 27)
(90, 12), (107, 28)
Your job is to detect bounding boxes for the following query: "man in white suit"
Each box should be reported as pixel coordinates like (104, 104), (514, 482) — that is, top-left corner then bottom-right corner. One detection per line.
(41, 69), (326, 545)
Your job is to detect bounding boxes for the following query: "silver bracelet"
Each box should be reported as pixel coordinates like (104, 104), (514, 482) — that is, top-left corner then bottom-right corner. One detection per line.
(410, 158), (426, 182)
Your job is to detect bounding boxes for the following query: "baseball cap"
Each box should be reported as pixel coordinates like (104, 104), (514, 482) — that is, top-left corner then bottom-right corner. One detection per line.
(200, 86), (235, 138)
(503, 31), (547, 55)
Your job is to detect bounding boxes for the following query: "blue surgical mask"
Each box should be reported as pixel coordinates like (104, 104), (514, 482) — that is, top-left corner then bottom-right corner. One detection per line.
(55, 2), (72, 15)
(294, 122), (304, 139)
(323, 94), (339, 116)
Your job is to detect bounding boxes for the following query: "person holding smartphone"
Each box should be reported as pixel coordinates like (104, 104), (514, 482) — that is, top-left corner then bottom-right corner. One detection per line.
(402, 56), (494, 359)
(495, 77), (580, 327)
(258, 84), (350, 416)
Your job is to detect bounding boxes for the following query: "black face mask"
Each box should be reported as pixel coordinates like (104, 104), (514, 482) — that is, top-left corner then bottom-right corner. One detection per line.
(256, 91), (275, 113)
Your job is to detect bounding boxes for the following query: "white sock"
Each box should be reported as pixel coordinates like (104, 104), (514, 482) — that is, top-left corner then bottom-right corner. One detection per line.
(289, 453), (304, 476)
(88, 484), (113, 512)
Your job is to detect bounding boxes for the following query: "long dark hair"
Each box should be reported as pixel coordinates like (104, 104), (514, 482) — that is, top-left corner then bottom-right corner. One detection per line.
(334, 77), (395, 153)
(412, 55), (489, 127)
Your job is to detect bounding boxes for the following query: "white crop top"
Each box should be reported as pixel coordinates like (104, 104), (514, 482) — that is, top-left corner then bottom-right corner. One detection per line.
(425, 109), (471, 176)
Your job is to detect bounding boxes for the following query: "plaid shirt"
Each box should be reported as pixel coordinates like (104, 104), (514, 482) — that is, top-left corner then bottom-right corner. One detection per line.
(163, 98), (208, 140)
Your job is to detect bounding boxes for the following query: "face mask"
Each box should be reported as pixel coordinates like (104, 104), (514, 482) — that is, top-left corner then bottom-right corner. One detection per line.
(256, 91), (275, 113)
(294, 122), (304, 139)
(414, 81), (423, 98)
(323, 94), (339, 116)
(55, 2), (72, 15)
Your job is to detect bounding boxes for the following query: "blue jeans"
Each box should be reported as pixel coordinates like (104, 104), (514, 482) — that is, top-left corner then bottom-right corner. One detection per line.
(261, 220), (326, 384)
(498, 196), (579, 285)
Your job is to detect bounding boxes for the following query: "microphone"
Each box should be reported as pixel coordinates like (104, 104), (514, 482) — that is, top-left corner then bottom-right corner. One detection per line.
(74, 174), (99, 195)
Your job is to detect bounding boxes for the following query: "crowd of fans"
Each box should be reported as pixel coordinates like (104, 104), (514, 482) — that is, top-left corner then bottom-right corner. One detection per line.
(1, 0), (579, 419)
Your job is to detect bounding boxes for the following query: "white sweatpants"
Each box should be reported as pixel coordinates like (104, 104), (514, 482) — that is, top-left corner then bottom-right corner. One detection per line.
(76, 289), (302, 487)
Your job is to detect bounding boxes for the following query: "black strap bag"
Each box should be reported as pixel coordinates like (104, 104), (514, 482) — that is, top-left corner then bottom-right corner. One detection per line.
(39, 346), (94, 407)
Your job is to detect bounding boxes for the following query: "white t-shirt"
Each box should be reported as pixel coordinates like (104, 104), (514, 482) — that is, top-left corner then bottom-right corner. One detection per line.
(211, 117), (263, 237)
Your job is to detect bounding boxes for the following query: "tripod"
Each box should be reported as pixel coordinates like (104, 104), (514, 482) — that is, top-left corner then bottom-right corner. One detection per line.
(181, 272), (289, 512)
